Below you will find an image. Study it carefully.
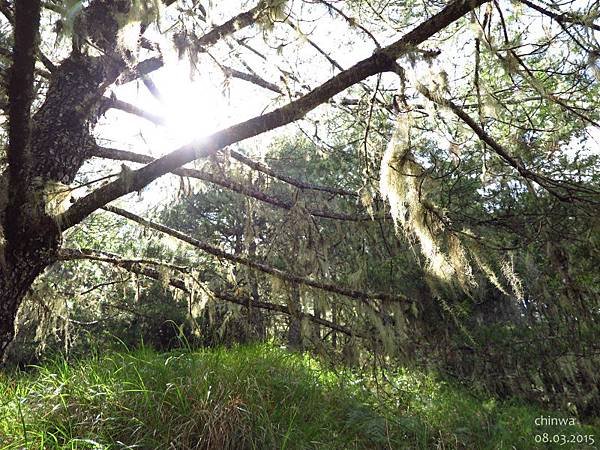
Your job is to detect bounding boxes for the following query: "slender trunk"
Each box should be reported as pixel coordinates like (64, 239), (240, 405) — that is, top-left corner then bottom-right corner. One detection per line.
(313, 298), (322, 341)
(247, 240), (265, 341)
(286, 283), (302, 350)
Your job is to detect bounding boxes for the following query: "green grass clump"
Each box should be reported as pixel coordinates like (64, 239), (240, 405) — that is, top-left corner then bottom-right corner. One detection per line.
(0, 344), (598, 449)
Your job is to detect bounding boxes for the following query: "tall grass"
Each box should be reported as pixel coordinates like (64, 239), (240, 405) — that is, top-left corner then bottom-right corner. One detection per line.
(0, 344), (598, 449)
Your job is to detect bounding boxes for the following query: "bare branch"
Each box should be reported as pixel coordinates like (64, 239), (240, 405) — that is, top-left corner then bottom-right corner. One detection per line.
(519, 0), (600, 32)
(317, 0), (381, 49)
(222, 65), (284, 94)
(102, 97), (167, 126)
(220, 65), (364, 108)
(229, 149), (358, 197)
(286, 20), (344, 72)
(141, 75), (164, 102)
(118, 56), (164, 84)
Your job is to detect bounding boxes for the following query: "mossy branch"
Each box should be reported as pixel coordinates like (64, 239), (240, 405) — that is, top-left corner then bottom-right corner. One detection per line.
(102, 205), (407, 303)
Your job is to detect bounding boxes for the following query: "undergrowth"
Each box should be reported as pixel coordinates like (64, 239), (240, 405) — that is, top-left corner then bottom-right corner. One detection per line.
(0, 344), (597, 449)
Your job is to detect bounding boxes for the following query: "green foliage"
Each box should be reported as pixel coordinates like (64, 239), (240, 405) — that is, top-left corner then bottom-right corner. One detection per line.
(1, 344), (597, 449)
(257, 0), (290, 30)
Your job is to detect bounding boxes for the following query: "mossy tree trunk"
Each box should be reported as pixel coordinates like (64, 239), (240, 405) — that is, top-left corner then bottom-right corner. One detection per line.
(0, 229), (59, 357)
(0, 0), (125, 361)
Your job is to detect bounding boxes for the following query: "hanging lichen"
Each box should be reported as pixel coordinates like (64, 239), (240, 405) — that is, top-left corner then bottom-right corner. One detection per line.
(257, 0), (290, 30)
(380, 111), (469, 286)
(14, 281), (72, 358)
(500, 255), (524, 302)
(42, 180), (72, 216)
(379, 105), (525, 300)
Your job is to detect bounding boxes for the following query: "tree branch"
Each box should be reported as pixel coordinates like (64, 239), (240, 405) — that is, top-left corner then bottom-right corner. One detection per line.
(317, 0), (381, 49)
(60, 247), (191, 274)
(416, 83), (599, 204)
(124, 64), (359, 119)
(229, 149), (357, 197)
(90, 146), (371, 221)
(58, 0), (488, 229)
(286, 20), (344, 72)
(519, 0), (600, 32)
(118, 5), (265, 85)
(58, 247), (356, 337)
(195, 5), (265, 51)
(222, 65), (284, 94)
(213, 289), (358, 337)
(103, 205), (406, 303)
(102, 97), (167, 126)
(117, 56), (164, 84)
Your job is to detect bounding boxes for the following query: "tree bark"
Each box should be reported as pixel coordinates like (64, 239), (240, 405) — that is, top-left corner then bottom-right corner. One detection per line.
(0, 217), (60, 358)
(0, 1), (126, 360)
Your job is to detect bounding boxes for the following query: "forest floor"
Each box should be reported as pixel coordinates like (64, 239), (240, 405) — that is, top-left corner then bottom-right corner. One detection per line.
(0, 344), (598, 449)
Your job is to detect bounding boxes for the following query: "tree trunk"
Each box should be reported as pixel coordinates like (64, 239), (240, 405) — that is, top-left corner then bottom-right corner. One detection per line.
(0, 1), (129, 361)
(247, 240), (266, 341)
(0, 264), (43, 358)
(286, 283), (303, 350)
(0, 225), (60, 359)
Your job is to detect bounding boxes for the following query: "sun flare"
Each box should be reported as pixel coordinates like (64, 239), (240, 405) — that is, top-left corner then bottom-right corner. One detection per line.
(153, 61), (224, 144)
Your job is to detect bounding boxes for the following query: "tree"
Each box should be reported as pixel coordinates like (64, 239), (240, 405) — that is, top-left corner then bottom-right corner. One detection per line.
(0, 0), (491, 357)
(0, 0), (598, 417)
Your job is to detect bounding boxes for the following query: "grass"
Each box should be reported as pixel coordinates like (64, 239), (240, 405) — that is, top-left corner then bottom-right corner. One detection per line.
(0, 344), (598, 449)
